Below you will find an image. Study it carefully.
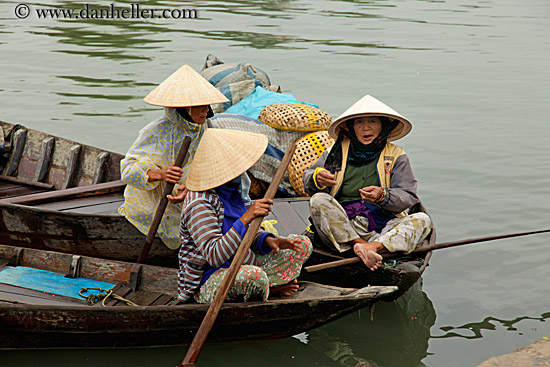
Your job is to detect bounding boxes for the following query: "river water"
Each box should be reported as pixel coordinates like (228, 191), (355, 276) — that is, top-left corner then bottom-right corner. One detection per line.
(1, 0), (549, 366)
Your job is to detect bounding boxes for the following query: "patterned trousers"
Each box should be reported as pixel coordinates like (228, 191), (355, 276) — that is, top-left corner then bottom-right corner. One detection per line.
(196, 234), (312, 304)
(309, 193), (432, 253)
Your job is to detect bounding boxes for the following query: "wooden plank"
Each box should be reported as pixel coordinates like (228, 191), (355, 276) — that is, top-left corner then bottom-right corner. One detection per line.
(61, 144), (82, 189)
(4, 128), (26, 176)
(124, 289), (164, 306)
(149, 293), (175, 306)
(33, 136), (55, 183)
(0, 123), (5, 152)
(0, 179), (126, 205)
(0, 185), (48, 198)
(289, 199), (311, 224)
(92, 152), (110, 184)
(34, 193), (123, 211)
(271, 201), (308, 236)
(0, 175), (54, 189)
(0, 283), (85, 306)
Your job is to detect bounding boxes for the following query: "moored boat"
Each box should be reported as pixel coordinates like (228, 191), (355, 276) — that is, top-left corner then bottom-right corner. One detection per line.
(0, 186), (435, 293)
(0, 120), (435, 293)
(0, 243), (398, 349)
(0, 120), (123, 198)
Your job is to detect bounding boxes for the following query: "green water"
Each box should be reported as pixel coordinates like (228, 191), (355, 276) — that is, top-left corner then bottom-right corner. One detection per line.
(1, 0), (550, 366)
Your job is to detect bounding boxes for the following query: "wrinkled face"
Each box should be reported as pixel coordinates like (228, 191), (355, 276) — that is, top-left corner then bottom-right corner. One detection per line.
(189, 105), (210, 124)
(353, 116), (383, 145)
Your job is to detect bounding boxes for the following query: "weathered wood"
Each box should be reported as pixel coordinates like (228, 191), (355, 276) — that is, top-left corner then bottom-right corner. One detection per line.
(33, 136), (55, 183)
(0, 179), (126, 205)
(92, 152), (110, 185)
(0, 283), (84, 306)
(0, 174), (54, 189)
(0, 124), (5, 152)
(0, 242), (399, 349)
(61, 144), (82, 189)
(4, 129), (27, 176)
(137, 137), (191, 264)
(33, 193), (123, 212)
(67, 255), (82, 279)
(181, 142), (297, 366)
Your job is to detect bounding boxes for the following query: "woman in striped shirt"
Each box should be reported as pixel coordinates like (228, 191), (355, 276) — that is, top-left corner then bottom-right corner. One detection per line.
(176, 128), (312, 303)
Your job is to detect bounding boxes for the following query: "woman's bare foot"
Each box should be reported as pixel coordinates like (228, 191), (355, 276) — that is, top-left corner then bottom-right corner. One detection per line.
(269, 279), (299, 298)
(353, 241), (383, 271)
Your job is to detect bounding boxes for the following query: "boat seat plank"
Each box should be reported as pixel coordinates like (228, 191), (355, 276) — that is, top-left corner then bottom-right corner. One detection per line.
(0, 174), (54, 189)
(150, 293), (176, 306)
(270, 201), (308, 237)
(0, 185), (48, 198)
(34, 193), (124, 213)
(289, 199), (311, 226)
(0, 180), (125, 205)
(0, 283), (85, 306)
(124, 289), (166, 306)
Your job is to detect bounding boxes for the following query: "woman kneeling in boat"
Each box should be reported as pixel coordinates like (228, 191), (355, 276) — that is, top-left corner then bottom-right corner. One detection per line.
(119, 65), (229, 250)
(303, 95), (431, 271)
(176, 128), (312, 303)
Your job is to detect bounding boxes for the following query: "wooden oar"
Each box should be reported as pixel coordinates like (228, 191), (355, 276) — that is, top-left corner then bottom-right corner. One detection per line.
(136, 137), (191, 264)
(179, 142), (296, 367)
(304, 228), (550, 273)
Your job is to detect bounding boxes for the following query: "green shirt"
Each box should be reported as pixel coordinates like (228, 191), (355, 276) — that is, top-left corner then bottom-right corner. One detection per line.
(336, 159), (380, 202)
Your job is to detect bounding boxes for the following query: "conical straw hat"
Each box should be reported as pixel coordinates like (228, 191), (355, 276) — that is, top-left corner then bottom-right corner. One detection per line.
(143, 65), (229, 107)
(328, 95), (412, 141)
(186, 128), (268, 191)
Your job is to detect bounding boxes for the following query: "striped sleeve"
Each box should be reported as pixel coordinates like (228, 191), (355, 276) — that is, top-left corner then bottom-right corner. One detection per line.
(182, 192), (257, 267)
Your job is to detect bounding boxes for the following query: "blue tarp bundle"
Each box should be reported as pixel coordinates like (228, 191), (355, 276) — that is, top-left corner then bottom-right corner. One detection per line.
(226, 86), (318, 119)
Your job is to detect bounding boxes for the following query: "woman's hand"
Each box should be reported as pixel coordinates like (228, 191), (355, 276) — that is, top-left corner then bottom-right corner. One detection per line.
(316, 169), (337, 187)
(240, 198), (273, 226)
(167, 184), (188, 204)
(359, 186), (384, 203)
(147, 164), (183, 183)
(264, 236), (302, 253)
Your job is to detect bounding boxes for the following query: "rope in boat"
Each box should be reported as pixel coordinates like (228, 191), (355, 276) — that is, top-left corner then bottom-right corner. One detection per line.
(79, 287), (139, 307)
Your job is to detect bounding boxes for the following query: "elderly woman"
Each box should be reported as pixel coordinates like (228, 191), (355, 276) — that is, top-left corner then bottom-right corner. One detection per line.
(177, 128), (312, 303)
(118, 65), (229, 250)
(303, 95), (432, 271)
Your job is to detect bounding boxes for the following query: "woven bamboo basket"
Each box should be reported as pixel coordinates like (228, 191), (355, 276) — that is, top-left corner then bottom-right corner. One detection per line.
(258, 103), (332, 132)
(288, 131), (335, 197)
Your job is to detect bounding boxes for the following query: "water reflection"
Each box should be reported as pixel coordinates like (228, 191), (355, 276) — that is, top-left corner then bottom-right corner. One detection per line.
(434, 312), (550, 340)
(302, 281), (436, 367)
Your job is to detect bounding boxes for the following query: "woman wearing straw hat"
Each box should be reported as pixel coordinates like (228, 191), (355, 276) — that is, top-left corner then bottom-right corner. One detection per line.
(302, 95), (432, 271)
(118, 65), (230, 250)
(177, 128), (312, 303)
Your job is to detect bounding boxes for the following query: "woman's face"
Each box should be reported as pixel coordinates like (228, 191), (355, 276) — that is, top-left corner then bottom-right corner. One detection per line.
(189, 105), (210, 124)
(353, 116), (383, 145)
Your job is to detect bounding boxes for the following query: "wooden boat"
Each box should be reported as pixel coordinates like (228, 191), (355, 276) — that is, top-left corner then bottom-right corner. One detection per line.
(0, 120), (435, 293)
(0, 120), (123, 198)
(0, 184), (434, 293)
(0, 243), (398, 349)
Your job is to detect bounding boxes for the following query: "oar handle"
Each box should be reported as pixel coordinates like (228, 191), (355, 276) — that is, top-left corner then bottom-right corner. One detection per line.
(180, 142), (297, 366)
(137, 137), (192, 264)
(304, 228), (550, 273)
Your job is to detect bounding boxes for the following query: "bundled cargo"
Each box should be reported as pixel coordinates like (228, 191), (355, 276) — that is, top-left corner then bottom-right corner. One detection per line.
(201, 54), (280, 113)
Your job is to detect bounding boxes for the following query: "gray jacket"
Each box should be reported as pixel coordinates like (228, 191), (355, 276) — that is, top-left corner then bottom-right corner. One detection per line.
(302, 149), (420, 215)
